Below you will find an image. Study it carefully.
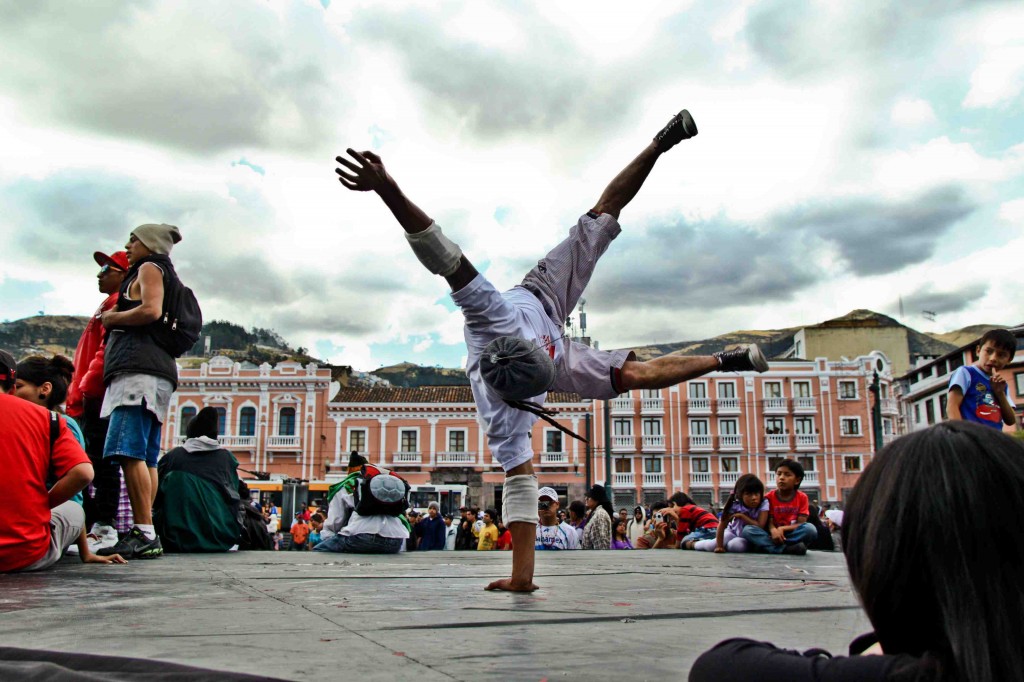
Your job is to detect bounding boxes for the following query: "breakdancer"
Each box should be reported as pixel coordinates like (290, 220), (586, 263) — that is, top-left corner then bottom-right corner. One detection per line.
(335, 109), (767, 591)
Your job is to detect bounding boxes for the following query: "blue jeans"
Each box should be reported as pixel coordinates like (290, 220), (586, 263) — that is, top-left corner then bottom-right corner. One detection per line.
(679, 526), (717, 548)
(103, 405), (161, 467)
(742, 523), (818, 554)
(314, 533), (403, 554)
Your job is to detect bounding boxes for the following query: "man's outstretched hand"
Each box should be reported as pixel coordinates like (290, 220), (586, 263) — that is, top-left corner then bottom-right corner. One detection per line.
(335, 149), (390, 192)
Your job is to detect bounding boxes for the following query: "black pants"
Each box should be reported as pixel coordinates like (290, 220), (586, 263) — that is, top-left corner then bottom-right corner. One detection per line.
(79, 412), (121, 528)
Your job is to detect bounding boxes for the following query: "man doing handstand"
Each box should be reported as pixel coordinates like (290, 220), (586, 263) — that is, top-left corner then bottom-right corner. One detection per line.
(335, 109), (767, 591)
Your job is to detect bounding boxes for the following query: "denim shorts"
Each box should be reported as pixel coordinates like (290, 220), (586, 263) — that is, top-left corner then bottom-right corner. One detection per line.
(313, 533), (403, 554)
(103, 405), (162, 467)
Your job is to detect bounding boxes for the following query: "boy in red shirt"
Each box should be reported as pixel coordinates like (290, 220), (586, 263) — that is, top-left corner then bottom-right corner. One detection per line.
(741, 458), (817, 555)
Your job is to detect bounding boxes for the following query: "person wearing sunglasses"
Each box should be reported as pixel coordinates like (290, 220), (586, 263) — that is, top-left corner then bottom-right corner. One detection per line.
(65, 249), (129, 554)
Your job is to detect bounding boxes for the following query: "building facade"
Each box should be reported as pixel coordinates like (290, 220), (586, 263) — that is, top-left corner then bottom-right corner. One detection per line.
(897, 327), (1024, 433)
(165, 352), (896, 511)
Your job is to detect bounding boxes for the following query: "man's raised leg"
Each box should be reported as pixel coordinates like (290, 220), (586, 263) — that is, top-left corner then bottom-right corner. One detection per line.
(620, 345), (768, 391)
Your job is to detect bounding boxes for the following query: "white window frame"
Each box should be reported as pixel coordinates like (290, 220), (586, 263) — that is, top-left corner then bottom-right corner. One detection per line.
(843, 455), (862, 473)
(764, 417), (785, 434)
(690, 456), (710, 473)
(347, 428), (368, 453)
(792, 380), (812, 398)
(689, 418), (709, 435)
(688, 381), (708, 399)
(613, 418), (633, 436)
(718, 418), (739, 435)
(643, 457), (662, 473)
(543, 428), (564, 454)
(793, 417), (815, 435)
(276, 406), (297, 436)
(838, 380), (858, 400)
(721, 456), (739, 472)
(717, 381), (736, 399)
(642, 417), (663, 436)
(399, 428), (419, 453)
(763, 381), (783, 399)
(840, 417), (862, 436)
(1016, 372), (1024, 396)
(446, 427), (468, 453)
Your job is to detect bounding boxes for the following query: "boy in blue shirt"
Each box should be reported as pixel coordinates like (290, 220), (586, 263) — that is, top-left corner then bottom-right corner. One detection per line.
(947, 329), (1017, 430)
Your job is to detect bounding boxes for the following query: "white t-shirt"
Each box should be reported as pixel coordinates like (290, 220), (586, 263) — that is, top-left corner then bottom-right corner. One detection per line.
(322, 489), (409, 540)
(444, 524), (457, 550)
(451, 275), (563, 471)
(536, 522), (581, 550)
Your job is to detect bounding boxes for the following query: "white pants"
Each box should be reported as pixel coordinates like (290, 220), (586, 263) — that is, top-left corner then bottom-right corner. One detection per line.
(693, 529), (750, 553)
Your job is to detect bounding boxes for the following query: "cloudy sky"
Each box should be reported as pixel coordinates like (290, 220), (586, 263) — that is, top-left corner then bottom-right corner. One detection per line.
(1, 0), (1022, 370)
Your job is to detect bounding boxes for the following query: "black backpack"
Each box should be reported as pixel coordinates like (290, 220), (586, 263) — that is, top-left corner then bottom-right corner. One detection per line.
(153, 263), (202, 358)
(353, 464), (410, 517)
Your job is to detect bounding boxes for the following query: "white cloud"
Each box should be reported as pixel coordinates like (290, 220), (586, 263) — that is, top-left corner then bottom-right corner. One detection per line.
(998, 198), (1024, 224)
(890, 98), (936, 125)
(961, 8), (1024, 109)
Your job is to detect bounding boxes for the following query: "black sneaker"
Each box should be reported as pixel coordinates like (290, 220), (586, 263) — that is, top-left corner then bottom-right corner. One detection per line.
(782, 542), (807, 556)
(714, 344), (768, 373)
(654, 109), (698, 151)
(96, 526), (163, 559)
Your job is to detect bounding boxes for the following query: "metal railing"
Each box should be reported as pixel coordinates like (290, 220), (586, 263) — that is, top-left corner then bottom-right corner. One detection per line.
(687, 398), (711, 413)
(392, 451), (422, 465)
(612, 472), (635, 487)
(642, 471), (665, 487)
(717, 397), (740, 413)
(540, 451), (569, 465)
(764, 433), (790, 450)
(612, 435), (635, 451)
(641, 434), (665, 451)
(718, 434), (742, 450)
(436, 451), (476, 465)
(640, 398), (664, 413)
(689, 435), (713, 450)
(795, 434), (819, 449)
(689, 472), (713, 487)
(792, 397), (816, 412)
(266, 435), (300, 449)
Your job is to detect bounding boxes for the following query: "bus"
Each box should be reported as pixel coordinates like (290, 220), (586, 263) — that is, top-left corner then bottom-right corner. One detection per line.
(408, 484), (468, 517)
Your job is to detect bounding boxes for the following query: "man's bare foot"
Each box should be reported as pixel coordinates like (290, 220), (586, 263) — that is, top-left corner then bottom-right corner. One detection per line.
(485, 578), (539, 592)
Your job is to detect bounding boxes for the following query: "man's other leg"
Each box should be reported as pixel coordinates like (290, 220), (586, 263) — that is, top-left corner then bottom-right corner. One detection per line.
(620, 345), (769, 391)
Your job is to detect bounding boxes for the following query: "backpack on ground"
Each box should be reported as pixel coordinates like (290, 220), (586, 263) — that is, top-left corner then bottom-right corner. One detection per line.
(353, 464), (410, 517)
(153, 264), (203, 358)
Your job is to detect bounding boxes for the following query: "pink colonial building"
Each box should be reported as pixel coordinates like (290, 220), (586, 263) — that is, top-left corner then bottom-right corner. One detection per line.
(164, 351), (897, 511)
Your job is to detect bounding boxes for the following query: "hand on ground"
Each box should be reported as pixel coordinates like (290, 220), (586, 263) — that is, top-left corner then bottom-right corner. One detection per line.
(83, 553), (128, 565)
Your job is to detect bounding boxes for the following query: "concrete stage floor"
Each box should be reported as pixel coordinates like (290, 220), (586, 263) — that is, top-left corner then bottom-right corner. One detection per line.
(0, 549), (868, 681)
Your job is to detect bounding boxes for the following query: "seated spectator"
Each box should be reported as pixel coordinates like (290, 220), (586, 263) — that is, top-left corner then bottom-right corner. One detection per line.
(694, 474), (768, 553)
(664, 492), (719, 549)
(741, 458), (817, 555)
(308, 513), (324, 548)
(1, 350), (126, 571)
(611, 520), (632, 549)
(535, 487), (580, 550)
(154, 407), (242, 552)
(634, 501), (678, 549)
(691, 421), (1024, 681)
(807, 500), (835, 551)
(316, 456), (410, 554)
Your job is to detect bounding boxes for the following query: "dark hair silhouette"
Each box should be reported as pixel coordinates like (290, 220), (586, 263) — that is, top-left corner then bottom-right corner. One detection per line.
(668, 491), (695, 507)
(978, 328), (1016, 355)
(721, 474), (765, 519)
(844, 422), (1024, 681)
(17, 354), (74, 409)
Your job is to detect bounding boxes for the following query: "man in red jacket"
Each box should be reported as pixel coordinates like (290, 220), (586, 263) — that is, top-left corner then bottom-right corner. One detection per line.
(66, 250), (128, 552)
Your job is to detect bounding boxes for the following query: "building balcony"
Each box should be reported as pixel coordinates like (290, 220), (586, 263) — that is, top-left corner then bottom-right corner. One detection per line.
(718, 434), (742, 451)
(220, 435), (257, 449)
(716, 398), (740, 414)
(689, 472), (713, 488)
(436, 451), (477, 466)
(719, 471), (740, 487)
(266, 435), (300, 450)
(763, 397), (788, 414)
(642, 471), (665, 488)
(610, 397), (634, 415)
(803, 470), (820, 486)
(539, 451), (569, 466)
(640, 398), (664, 415)
(795, 434), (820, 451)
(392, 451), (422, 466)
(688, 435), (713, 452)
(764, 434), (791, 451)
(792, 397), (817, 413)
(612, 472), (635, 488)
(641, 434), (666, 452)
(687, 398), (711, 415)
(612, 435), (636, 453)
(880, 398), (898, 414)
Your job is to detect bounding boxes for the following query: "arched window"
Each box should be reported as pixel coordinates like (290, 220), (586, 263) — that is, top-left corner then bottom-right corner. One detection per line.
(279, 407), (296, 436)
(239, 407), (256, 436)
(180, 406), (197, 436)
(214, 407), (227, 436)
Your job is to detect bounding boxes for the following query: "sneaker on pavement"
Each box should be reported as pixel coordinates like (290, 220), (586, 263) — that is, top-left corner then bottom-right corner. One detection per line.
(654, 109), (698, 152)
(97, 526), (162, 559)
(87, 524), (119, 553)
(782, 542), (808, 556)
(714, 344), (769, 373)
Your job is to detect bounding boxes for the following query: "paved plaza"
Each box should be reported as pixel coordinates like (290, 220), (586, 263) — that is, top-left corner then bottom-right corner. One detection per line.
(0, 549), (868, 680)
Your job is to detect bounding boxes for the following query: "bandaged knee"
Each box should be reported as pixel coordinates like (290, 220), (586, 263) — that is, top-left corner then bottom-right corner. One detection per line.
(405, 221), (463, 277)
(502, 474), (539, 524)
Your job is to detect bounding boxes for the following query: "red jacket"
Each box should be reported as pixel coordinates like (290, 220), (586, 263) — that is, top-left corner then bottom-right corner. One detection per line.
(66, 293), (118, 418)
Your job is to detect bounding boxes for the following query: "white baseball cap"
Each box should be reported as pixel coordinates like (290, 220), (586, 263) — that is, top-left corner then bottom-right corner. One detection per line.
(538, 487), (559, 501)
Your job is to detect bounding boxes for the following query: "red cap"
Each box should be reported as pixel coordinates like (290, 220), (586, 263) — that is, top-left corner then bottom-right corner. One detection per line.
(93, 251), (129, 271)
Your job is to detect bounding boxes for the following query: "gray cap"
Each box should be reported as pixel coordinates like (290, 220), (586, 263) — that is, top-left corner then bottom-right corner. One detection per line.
(479, 336), (556, 401)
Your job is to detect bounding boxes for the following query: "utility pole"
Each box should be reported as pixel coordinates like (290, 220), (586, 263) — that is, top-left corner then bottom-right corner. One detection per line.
(604, 398), (612, 489)
(869, 371), (884, 452)
(584, 412), (592, 491)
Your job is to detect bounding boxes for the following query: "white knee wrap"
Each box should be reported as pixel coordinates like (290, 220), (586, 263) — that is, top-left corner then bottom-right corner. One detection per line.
(502, 474), (538, 524)
(405, 221), (463, 277)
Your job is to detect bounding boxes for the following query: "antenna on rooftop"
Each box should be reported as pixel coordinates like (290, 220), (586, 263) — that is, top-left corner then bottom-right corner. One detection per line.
(922, 310), (936, 322)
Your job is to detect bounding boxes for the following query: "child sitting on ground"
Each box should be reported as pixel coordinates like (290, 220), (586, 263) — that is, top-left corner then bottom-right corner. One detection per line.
(611, 520), (633, 549)
(308, 513), (323, 549)
(665, 492), (720, 550)
(741, 458), (817, 555)
(695, 474), (768, 553)
(634, 501), (678, 549)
